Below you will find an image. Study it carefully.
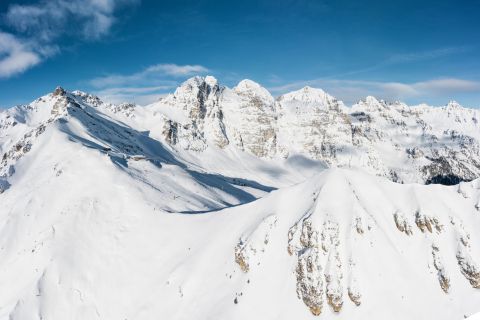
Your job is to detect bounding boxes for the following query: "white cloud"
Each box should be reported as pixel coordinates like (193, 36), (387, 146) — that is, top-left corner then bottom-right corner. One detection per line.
(0, 32), (41, 78)
(5, 0), (136, 40)
(90, 64), (209, 88)
(97, 85), (175, 95)
(98, 92), (169, 105)
(94, 85), (174, 104)
(321, 47), (471, 80)
(0, 0), (138, 78)
(269, 78), (480, 105)
(385, 47), (470, 64)
(414, 78), (480, 93)
(380, 82), (418, 97)
(89, 63), (209, 105)
(145, 64), (209, 77)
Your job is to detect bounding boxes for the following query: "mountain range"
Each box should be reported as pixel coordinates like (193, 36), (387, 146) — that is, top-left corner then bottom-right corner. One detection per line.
(0, 77), (479, 320)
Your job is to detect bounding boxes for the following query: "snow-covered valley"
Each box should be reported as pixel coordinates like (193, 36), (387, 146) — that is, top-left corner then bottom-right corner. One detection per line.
(1, 78), (480, 319)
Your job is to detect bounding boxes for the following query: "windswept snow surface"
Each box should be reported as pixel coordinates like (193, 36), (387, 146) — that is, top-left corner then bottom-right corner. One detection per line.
(1, 82), (480, 319)
(467, 313), (480, 320)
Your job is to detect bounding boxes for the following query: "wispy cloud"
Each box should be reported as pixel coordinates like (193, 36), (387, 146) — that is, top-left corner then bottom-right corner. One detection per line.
(95, 86), (172, 105)
(145, 64), (210, 77)
(0, 32), (42, 78)
(413, 78), (480, 93)
(88, 63), (209, 104)
(0, 0), (139, 78)
(385, 47), (470, 64)
(265, 47), (476, 105)
(322, 47), (471, 80)
(5, 0), (139, 40)
(269, 78), (480, 105)
(90, 64), (209, 88)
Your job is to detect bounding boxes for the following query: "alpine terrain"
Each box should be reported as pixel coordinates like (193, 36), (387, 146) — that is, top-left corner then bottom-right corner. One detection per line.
(1, 77), (480, 320)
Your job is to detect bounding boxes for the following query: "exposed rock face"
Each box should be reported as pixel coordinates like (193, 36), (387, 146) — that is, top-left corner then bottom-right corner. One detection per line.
(234, 215), (278, 273)
(276, 87), (352, 161)
(393, 211), (413, 235)
(415, 211), (443, 233)
(289, 219), (324, 316)
(296, 248), (324, 316)
(320, 220), (344, 313)
(347, 285), (361, 306)
(109, 102), (136, 117)
(53, 86), (66, 97)
(72, 90), (137, 117)
(72, 90), (103, 107)
(432, 244), (450, 293)
(162, 120), (179, 145)
(234, 240), (250, 273)
(457, 238), (480, 288)
(51, 96), (69, 116)
(221, 80), (277, 157)
(0, 90), (73, 192)
(152, 76), (229, 151)
(286, 209), (353, 317)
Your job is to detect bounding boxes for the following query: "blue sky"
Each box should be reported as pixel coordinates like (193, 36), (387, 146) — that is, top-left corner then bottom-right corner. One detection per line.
(0, 0), (479, 108)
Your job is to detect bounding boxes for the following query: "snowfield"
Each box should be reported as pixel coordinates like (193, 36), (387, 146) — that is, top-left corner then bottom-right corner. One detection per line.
(467, 313), (480, 320)
(0, 80), (480, 319)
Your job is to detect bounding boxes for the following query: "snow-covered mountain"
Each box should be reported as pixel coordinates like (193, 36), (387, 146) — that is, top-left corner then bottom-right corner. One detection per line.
(1, 79), (480, 320)
(112, 76), (480, 185)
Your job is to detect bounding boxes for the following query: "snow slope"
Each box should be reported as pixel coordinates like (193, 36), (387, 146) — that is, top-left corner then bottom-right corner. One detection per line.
(468, 312), (480, 320)
(1, 83), (480, 319)
(1, 164), (480, 319)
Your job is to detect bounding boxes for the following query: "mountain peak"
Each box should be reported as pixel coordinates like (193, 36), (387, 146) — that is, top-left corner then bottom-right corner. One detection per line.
(234, 79), (274, 103)
(170, 76), (221, 104)
(204, 75), (218, 87)
(53, 86), (66, 97)
(278, 86), (335, 104)
(353, 95), (389, 112)
(302, 85), (319, 91)
(181, 75), (218, 88)
(364, 95), (380, 104)
(182, 75), (206, 87)
(236, 79), (261, 89)
(446, 100), (463, 109)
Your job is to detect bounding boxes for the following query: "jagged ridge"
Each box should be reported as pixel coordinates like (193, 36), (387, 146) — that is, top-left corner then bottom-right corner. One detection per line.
(134, 76), (480, 184)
